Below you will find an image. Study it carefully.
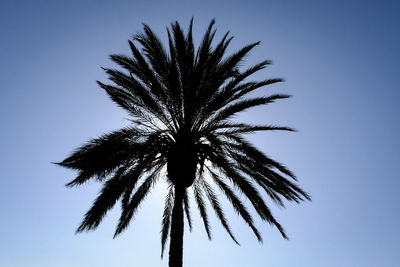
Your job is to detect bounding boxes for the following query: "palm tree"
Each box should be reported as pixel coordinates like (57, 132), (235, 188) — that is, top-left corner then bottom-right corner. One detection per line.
(56, 19), (310, 267)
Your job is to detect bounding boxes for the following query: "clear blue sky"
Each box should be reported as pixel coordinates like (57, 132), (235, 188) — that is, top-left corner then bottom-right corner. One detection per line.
(1, 0), (399, 266)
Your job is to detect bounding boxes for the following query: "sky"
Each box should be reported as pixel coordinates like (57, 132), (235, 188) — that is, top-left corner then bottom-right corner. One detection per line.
(0, 0), (399, 266)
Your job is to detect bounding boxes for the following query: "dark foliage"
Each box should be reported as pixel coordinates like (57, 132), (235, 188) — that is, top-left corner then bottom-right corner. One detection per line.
(56, 18), (310, 267)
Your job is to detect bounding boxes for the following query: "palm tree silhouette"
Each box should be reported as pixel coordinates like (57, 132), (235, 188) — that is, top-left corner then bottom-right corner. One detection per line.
(56, 19), (310, 267)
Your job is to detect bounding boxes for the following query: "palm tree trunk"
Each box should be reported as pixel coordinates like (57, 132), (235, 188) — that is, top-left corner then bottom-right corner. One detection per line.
(168, 185), (185, 267)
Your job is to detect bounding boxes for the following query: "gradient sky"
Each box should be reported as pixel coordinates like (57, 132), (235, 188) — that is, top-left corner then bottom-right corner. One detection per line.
(1, 0), (399, 266)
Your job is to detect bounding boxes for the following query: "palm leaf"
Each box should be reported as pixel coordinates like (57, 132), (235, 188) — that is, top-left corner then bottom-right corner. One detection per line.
(183, 189), (193, 232)
(193, 179), (211, 239)
(200, 177), (239, 244)
(207, 166), (262, 242)
(161, 186), (174, 258)
(114, 163), (163, 237)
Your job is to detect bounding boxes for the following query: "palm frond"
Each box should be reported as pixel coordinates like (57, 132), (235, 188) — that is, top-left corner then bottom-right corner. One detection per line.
(114, 163), (163, 237)
(183, 189), (193, 232)
(226, 136), (298, 181)
(205, 94), (291, 129)
(230, 78), (284, 101)
(209, 151), (288, 239)
(76, 166), (130, 232)
(56, 127), (142, 186)
(134, 24), (169, 80)
(193, 179), (211, 239)
(207, 166), (262, 242)
(161, 186), (174, 258)
(208, 122), (296, 135)
(200, 177), (239, 244)
(99, 66), (174, 130)
(229, 151), (310, 202)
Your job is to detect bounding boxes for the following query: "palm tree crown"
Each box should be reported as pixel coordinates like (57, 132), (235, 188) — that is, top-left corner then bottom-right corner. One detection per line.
(57, 19), (310, 267)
